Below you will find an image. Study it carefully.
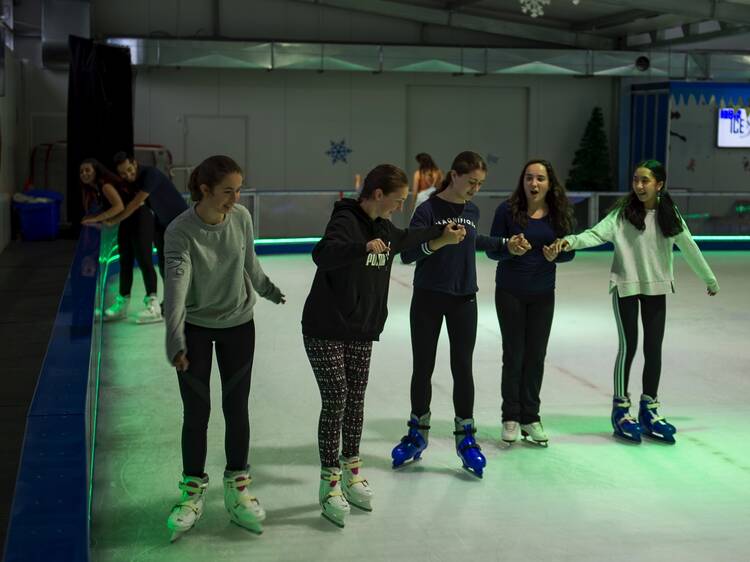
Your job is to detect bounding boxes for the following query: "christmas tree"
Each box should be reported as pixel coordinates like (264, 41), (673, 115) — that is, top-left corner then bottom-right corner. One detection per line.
(566, 107), (613, 191)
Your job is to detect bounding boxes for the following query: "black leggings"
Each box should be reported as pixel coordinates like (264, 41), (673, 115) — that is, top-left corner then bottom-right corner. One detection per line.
(178, 320), (255, 476)
(495, 288), (555, 424)
(117, 206), (157, 297)
(612, 291), (666, 399)
(154, 219), (166, 281)
(410, 289), (477, 420)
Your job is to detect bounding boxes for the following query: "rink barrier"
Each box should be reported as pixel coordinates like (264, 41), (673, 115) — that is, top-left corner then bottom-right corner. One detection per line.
(3, 227), (116, 562)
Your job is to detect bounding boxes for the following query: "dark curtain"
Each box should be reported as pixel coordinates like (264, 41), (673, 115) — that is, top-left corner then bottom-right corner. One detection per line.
(67, 36), (133, 228)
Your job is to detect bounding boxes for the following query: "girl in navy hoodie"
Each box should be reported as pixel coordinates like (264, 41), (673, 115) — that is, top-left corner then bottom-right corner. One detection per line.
(302, 164), (463, 528)
(391, 151), (502, 479)
(487, 159), (575, 447)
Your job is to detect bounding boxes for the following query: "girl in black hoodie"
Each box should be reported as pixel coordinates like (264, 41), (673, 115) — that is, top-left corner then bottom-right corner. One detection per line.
(302, 164), (464, 528)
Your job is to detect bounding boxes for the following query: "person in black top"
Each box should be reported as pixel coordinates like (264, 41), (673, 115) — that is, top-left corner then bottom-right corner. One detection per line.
(487, 159), (575, 447)
(301, 164), (463, 528)
(78, 158), (160, 324)
(107, 151), (190, 322)
(79, 158), (125, 224)
(391, 151), (502, 479)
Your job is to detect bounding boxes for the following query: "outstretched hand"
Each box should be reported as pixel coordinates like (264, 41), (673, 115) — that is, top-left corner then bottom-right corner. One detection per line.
(542, 243), (559, 262)
(507, 233), (531, 256)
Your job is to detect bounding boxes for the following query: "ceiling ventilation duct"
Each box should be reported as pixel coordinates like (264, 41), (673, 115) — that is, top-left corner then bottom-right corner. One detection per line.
(42, 0), (90, 68)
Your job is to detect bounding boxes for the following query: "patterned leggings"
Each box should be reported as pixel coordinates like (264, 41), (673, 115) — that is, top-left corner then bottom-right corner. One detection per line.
(303, 336), (373, 468)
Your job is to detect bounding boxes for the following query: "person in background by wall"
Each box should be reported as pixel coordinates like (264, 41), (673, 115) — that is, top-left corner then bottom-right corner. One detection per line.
(487, 159), (576, 448)
(80, 158), (125, 223)
(555, 159), (719, 445)
(411, 153), (443, 211)
(164, 155), (285, 541)
(302, 164), (463, 528)
(392, 151), (502, 479)
(106, 151), (190, 321)
(79, 158), (160, 324)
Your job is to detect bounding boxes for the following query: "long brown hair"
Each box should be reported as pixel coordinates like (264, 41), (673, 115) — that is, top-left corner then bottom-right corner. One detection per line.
(509, 159), (574, 236)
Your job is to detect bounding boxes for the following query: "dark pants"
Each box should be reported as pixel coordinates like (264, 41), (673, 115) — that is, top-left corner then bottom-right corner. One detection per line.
(178, 320), (255, 476)
(612, 291), (666, 399)
(117, 206), (157, 297)
(154, 219), (166, 282)
(495, 288), (555, 424)
(304, 336), (373, 468)
(410, 289), (477, 420)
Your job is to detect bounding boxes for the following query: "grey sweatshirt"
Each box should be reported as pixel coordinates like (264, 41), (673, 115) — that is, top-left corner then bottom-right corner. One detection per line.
(563, 209), (719, 297)
(163, 204), (283, 363)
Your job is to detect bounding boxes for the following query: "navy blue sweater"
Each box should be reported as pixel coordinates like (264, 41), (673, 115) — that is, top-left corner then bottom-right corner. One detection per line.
(487, 201), (575, 294)
(402, 196), (501, 296)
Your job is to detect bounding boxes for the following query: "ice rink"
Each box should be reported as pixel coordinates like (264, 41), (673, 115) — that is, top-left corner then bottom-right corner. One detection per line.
(90, 251), (750, 562)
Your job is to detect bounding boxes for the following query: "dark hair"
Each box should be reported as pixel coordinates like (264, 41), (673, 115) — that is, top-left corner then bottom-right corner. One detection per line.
(79, 158), (124, 211)
(113, 151), (133, 168)
(79, 158), (121, 186)
(509, 159), (574, 236)
(359, 164), (408, 201)
(187, 155), (244, 202)
(613, 159), (683, 237)
(415, 152), (438, 172)
(437, 151), (487, 193)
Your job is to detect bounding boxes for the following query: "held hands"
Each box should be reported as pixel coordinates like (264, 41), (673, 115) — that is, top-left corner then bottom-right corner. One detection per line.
(542, 238), (570, 262)
(440, 222), (466, 246)
(366, 238), (389, 254)
(707, 287), (717, 296)
(507, 234), (532, 256)
(173, 351), (189, 373)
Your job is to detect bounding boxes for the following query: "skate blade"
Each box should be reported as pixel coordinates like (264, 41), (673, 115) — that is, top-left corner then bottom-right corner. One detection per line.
(522, 437), (548, 448)
(392, 455), (422, 470)
(461, 465), (483, 479)
(346, 499), (373, 512)
(136, 317), (164, 325)
(230, 518), (263, 535)
(321, 511), (346, 528)
(612, 431), (642, 444)
(642, 432), (676, 445)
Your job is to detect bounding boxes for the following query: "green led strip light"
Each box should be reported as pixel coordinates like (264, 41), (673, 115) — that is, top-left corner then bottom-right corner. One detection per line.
(693, 235), (750, 241)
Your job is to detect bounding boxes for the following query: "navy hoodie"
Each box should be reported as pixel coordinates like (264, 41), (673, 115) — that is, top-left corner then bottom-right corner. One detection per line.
(302, 199), (443, 341)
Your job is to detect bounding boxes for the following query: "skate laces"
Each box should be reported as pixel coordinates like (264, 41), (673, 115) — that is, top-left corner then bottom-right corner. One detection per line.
(342, 458), (368, 487)
(644, 401), (666, 423)
(321, 471), (344, 498)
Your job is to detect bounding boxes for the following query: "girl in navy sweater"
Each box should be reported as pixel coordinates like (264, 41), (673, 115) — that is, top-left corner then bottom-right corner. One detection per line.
(487, 160), (575, 447)
(391, 151), (501, 478)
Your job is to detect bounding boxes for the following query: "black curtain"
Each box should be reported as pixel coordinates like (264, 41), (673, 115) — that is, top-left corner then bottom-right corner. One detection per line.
(67, 36), (133, 227)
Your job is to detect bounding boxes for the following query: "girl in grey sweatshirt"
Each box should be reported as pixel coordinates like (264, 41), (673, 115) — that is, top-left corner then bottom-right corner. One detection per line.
(163, 155), (284, 540)
(558, 159), (718, 445)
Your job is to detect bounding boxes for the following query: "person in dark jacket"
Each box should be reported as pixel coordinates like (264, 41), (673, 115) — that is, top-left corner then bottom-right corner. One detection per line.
(301, 163), (464, 528)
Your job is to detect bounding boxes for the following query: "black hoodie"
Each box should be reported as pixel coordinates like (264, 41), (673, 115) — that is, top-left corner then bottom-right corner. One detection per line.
(302, 199), (442, 341)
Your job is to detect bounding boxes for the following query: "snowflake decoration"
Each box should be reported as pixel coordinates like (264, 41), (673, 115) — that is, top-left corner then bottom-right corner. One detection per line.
(519, 0), (580, 18)
(325, 139), (352, 165)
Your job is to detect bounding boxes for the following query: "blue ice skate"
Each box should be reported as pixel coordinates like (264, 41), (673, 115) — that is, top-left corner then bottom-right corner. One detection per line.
(454, 418), (486, 478)
(391, 413), (430, 468)
(612, 396), (642, 443)
(639, 395), (676, 444)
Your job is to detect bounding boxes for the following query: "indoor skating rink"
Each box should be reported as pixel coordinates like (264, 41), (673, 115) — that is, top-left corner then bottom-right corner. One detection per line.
(90, 251), (749, 562)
